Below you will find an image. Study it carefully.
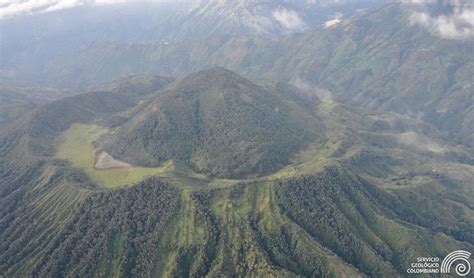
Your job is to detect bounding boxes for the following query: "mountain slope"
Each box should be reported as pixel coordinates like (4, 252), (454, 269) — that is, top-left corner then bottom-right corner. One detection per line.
(0, 0), (389, 91)
(309, 4), (474, 147)
(0, 85), (75, 130)
(0, 75), (173, 192)
(162, 0), (388, 39)
(0, 2), (184, 89)
(0, 75), (176, 276)
(27, 3), (472, 147)
(32, 178), (179, 277)
(32, 75), (172, 154)
(103, 68), (321, 178)
(0, 69), (473, 276)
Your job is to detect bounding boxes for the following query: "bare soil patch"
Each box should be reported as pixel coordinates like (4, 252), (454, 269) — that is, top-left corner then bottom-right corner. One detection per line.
(94, 149), (132, 169)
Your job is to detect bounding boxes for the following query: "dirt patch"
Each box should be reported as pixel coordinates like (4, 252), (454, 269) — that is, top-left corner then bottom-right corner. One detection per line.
(94, 149), (132, 169)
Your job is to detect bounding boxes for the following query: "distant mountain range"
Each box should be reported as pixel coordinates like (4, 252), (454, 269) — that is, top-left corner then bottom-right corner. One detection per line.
(0, 85), (75, 129)
(162, 0), (389, 39)
(0, 0), (387, 88)
(3, 3), (470, 147)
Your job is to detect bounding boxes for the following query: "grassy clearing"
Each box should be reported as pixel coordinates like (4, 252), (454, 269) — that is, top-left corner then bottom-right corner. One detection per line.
(55, 124), (242, 189)
(56, 123), (170, 188)
(52, 100), (345, 189)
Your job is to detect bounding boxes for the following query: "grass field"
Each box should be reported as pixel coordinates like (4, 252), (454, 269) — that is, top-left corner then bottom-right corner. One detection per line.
(56, 124), (171, 188)
(55, 124), (241, 189)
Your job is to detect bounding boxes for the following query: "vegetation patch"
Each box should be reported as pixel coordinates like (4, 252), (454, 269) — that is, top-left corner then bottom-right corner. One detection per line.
(103, 68), (321, 178)
(56, 123), (170, 188)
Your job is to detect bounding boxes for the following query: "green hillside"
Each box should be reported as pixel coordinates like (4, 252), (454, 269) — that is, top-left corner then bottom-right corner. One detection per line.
(102, 67), (322, 178)
(0, 84), (75, 129)
(0, 70), (472, 276)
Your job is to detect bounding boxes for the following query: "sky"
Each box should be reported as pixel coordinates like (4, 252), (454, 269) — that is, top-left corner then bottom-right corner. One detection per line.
(0, 0), (187, 19)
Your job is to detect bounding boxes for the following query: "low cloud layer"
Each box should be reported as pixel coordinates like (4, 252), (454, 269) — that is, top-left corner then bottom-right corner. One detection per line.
(0, 0), (180, 19)
(404, 0), (474, 39)
(272, 7), (307, 30)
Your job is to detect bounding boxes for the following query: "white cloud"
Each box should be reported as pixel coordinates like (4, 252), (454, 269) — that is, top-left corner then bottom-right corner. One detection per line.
(272, 7), (306, 30)
(324, 12), (343, 28)
(404, 0), (474, 39)
(42, 0), (83, 13)
(324, 18), (341, 28)
(0, 0), (180, 19)
(94, 0), (127, 4)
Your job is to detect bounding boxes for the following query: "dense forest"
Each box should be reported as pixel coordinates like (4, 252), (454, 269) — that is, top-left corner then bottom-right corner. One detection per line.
(33, 178), (179, 277)
(103, 68), (322, 178)
(2, 163), (472, 276)
(0, 48), (472, 276)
